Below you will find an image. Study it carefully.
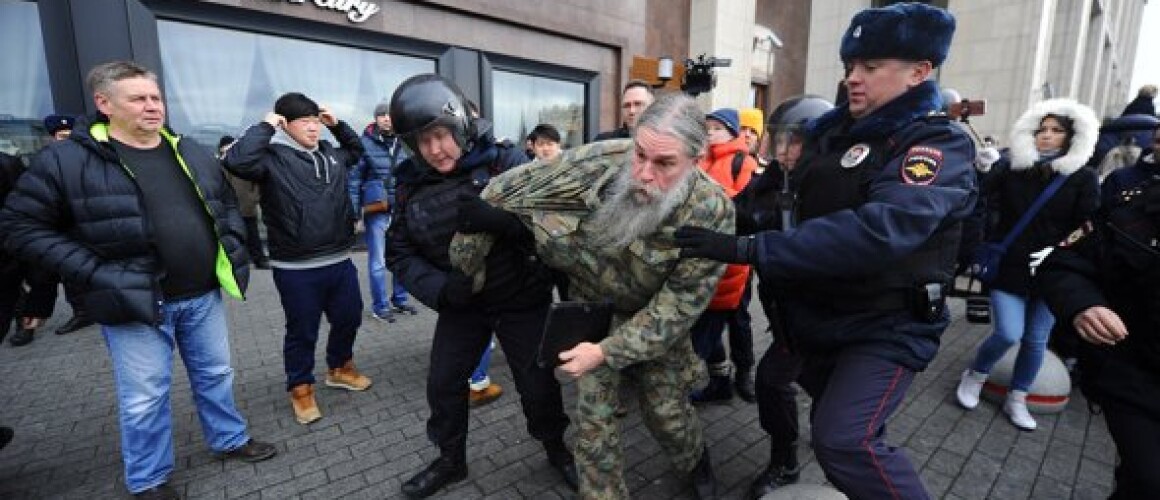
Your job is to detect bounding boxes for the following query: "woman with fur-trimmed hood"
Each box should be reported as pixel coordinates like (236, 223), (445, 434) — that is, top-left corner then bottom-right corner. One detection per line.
(956, 98), (1100, 431)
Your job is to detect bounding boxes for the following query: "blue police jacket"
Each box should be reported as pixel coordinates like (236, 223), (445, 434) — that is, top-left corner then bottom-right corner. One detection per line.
(750, 80), (978, 370)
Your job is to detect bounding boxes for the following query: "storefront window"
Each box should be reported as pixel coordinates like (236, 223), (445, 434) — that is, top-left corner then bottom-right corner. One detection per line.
(492, 70), (586, 149)
(157, 20), (434, 150)
(0, 0), (55, 160)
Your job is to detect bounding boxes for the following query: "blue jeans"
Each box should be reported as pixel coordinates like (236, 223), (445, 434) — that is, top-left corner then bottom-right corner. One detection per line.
(469, 340), (494, 387)
(365, 212), (409, 314)
(101, 290), (249, 493)
(970, 288), (1055, 392)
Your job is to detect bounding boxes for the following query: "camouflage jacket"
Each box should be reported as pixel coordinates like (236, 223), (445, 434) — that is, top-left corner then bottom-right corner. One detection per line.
(450, 139), (733, 370)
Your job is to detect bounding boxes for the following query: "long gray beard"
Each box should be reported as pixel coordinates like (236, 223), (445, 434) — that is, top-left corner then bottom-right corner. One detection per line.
(587, 167), (693, 250)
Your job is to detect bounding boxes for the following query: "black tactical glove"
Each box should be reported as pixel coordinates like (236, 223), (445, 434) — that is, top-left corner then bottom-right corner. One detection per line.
(456, 192), (523, 236)
(438, 271), (475, 309)
(674, 226), (756, 264)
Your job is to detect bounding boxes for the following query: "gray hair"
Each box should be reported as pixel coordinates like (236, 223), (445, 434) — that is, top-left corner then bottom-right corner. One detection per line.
(632, 91), (707, 158)
(86, 61), (157, 97)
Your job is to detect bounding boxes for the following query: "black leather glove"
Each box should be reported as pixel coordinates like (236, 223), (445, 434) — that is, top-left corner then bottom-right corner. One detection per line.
(456, 192), (523, 236)
(674, 226), (756, 264)
(438, 271), (475, 309)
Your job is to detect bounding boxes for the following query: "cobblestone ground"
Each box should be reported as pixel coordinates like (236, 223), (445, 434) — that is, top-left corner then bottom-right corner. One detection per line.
(0, 258), (1115, 499)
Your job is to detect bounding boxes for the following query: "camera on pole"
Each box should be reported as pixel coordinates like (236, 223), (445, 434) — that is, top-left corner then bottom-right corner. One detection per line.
(682, 54), (731, 97)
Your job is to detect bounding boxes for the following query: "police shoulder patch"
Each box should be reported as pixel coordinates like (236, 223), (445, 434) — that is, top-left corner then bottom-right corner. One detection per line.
(900, 146), (943, 185)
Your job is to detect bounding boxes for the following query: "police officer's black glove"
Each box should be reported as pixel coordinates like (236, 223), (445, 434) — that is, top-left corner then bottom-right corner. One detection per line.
(438, 271), (475, 310)
(456, 192), (524, 237)
(674, 226), (756, 264)
(735, 209), (758, 236)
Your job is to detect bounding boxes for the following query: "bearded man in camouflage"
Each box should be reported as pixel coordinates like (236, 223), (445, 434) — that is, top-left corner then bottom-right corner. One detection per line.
(449, 92), (731, 499)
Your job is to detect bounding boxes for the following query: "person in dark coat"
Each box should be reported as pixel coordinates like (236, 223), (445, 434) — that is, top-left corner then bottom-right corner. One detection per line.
(223, 92), (372, 427)
(39, 114), (96, 336)
(0, 152), (58, 347)
(732, 94), (834, 498)
(346, 103), (416, 322)
(0, 61), (275, 499)
(219, 135), (270, 269)
(592, 80), (654, 141)
(676, 4), (976, 498)
(385, 74), (575, 499)
(955, 98), (1100, 432)
(1101, 126), (1159, 206)
(1037, 167), (1160, 499)
(1120, 84), (1156, 117)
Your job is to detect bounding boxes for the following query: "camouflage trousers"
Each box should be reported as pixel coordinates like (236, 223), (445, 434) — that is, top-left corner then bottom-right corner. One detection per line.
(574, 361), (705, 499)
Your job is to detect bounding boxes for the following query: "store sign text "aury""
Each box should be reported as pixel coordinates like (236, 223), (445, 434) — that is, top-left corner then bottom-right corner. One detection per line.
(273, 0), (381, 24)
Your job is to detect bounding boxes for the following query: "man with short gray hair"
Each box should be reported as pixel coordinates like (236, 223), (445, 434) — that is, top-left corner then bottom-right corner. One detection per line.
(0, 60), (275, 499)
(451, 92), (731, 499)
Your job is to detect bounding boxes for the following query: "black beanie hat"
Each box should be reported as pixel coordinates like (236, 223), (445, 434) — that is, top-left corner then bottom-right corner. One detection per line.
(274, 92), (320, 123)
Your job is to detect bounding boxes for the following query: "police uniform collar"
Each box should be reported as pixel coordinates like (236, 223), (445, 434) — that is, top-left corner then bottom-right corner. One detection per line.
(807, 80), (943, 140)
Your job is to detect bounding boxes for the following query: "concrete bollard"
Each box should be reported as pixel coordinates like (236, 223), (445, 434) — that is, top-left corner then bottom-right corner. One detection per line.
(761, 484), (848, 500)
(980, 347), (1071, 413)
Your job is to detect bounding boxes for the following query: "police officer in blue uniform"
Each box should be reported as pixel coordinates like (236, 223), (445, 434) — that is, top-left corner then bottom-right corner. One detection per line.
(676, 4), (976, 498)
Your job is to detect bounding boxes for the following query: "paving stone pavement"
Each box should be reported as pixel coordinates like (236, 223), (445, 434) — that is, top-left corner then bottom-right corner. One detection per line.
(0, 257), (1116, 499)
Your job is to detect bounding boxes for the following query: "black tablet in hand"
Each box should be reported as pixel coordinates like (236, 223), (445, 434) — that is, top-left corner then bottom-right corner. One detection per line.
(536, 301), (613, 368)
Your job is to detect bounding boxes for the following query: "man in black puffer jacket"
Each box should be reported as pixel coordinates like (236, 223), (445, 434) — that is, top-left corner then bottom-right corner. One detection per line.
(223, 92), (370, 427)
(386, 74), (575, 499)
(0, 61), (275, 500)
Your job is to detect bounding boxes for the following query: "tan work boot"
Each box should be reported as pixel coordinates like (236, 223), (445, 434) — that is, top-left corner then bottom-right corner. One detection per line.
(325, 360), (372, 391)
(290, 384), (322, 425)
(469, 383), (503, 408)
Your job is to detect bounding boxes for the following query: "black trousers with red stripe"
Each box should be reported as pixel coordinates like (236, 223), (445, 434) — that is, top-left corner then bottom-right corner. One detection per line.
(799, 350), (928, 500)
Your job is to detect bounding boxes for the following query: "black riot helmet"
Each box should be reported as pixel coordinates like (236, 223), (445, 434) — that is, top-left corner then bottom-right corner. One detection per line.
(389, 73), (476, 157)
(763, 95), (833, 169)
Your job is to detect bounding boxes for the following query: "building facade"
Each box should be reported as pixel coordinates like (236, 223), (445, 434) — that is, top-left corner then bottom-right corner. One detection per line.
(1, 0), (818, 159)
(2, 0), (654, 157)
(806, 0), (1147, 143)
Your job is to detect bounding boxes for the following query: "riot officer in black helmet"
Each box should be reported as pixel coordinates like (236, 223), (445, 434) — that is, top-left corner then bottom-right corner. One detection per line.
(385, 74), (576, 498)
(733, 95), (833, 499)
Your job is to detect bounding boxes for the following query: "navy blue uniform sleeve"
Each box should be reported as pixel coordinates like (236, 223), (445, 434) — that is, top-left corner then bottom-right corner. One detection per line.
(751, 131), (977, 281)
(222, 122), (276, 181)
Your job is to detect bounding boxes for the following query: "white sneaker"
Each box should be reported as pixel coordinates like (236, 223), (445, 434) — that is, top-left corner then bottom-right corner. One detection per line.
(956, 369), (988, 410)
(1004, 390), (1038, 431)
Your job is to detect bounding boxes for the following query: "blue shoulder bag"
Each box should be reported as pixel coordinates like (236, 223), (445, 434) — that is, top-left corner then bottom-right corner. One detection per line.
(972, 173), (1067, 285)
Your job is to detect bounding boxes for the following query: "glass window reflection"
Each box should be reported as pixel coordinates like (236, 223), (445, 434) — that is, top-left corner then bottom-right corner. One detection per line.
(492, 70), (585, 149)
(0, 0), (56, 160)
(157, 20), (434, 150)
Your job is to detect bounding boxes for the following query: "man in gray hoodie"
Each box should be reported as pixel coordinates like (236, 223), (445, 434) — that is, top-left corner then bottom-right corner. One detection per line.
(223, 92), (370, 425)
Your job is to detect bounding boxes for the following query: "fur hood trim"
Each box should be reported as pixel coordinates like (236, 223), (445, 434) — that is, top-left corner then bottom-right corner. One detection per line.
(1008, 98), (1099, 176)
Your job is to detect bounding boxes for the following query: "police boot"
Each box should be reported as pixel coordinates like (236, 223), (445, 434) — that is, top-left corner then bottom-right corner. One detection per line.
(401, 451), (468, 499)
(734, 365), (756, 403)
(55, 314), (93, 335)
(691, 448), (718, 500)
(748, 443), (801, 499)
(691, 362), (733, 404)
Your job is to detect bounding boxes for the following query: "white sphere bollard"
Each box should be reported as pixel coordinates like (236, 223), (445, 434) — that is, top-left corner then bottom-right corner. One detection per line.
(761, 484), (848, 500)
(980, 347), (1071, 413)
